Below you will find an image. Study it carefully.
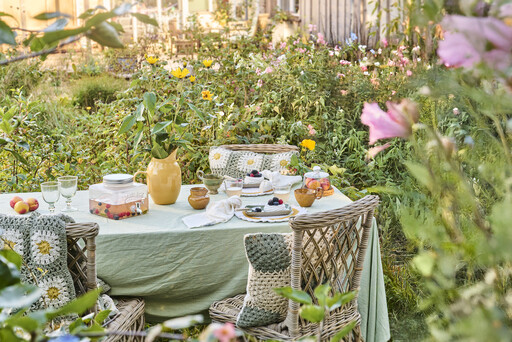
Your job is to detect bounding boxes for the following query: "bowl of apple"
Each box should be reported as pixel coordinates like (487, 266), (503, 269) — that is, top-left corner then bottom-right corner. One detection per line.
(303, 166), (334, 196)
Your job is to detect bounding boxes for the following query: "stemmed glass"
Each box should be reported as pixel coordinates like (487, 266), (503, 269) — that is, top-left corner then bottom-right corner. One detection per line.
(41, 181), (60, 213)
(58, 176), (78, 212)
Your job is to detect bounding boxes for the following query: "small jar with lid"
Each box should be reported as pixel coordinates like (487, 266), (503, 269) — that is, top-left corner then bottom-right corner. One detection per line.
(303, 166), (334, 196)
(89, 174), (148, 220)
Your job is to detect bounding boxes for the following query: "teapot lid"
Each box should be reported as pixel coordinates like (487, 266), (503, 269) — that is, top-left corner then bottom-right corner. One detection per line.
(103, 174), (133, 185)
(304, 166), (329, 179)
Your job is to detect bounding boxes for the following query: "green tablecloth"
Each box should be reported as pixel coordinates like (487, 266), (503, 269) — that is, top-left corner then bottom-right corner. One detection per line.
(2, 186), (390, 342)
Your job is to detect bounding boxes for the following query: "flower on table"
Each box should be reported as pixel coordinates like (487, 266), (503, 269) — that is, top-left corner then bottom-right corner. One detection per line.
(203, 59), (213, 68)
(361, 99), (419, 145)
(38, 276), (71, 308)
(145, 55), (159, 65)
(202, 90), (213, 101)
(213, 322), (236, 342)
(171, 68), (190, 79)
(300, 139), (316, 151)
(190, 75), (196, 83)
(30, 230), (61, 265)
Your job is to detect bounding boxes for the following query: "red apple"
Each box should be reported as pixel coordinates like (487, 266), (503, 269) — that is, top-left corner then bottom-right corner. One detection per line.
(14, 201), (29, 214)
(10, 196), (23, 209)
(26, 198), (39, 211)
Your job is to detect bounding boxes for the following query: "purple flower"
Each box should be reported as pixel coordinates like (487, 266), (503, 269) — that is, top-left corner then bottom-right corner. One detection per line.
(361, 100), (419, 145)
(438, 15), (512, 71)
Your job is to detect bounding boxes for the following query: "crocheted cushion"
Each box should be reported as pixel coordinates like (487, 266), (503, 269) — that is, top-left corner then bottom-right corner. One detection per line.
(0, 213), (77, 310)
(237, 233), (293, 328)
(209, 147), (298, 179)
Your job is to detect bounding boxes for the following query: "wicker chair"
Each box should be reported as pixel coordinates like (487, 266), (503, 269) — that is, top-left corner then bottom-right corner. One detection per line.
(219, 144), (299, 154)
(209, 195), (380, 341)
(66, 222), (145, 342)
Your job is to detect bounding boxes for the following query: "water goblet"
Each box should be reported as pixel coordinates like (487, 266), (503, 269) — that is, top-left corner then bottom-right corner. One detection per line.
(273, 183), (291, 202)
(58, 176), (78, 212)
(41, 181), (60, 213)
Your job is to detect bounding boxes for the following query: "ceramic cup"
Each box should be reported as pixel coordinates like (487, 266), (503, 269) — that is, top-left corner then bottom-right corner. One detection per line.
(294, 187), (324, 207)
(197, 170), (223, 194)
(188, 187), (210, 209)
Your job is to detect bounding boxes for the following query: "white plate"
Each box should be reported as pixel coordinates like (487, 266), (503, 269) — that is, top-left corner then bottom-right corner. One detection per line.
(241, 187), (274, 197)
(234, 205), (307, 223)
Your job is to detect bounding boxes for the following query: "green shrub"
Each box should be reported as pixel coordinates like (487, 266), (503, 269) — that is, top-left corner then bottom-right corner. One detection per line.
(71, 75), (127, 109)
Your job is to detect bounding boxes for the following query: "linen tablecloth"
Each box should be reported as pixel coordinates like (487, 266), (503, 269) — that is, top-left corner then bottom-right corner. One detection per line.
(1, 186), (390, 342)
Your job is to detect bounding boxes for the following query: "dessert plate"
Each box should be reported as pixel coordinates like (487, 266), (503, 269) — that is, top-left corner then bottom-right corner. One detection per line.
(238, 204), (292, 217)
(234, 205), (307, 223)
(240, 187), (273, 197)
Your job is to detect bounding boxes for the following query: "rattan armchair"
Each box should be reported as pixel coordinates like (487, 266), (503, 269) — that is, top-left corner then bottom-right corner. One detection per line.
(210, 195), (380, 341)
(219, 144), (299, 154)
(66, 222), (145, 342)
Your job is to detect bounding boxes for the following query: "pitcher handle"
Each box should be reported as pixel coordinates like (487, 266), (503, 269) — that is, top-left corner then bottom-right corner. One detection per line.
(315, 187), (324, 199)
(134, 171), (147, 184)
(196, 170), (205, 181)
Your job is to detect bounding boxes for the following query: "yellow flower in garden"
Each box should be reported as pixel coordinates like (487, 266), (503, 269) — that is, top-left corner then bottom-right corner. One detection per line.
(145, 55), (159, 65)
(190, 75), (196, 83)
(202, 90), (213, 101)
(183, 61), (188, 67)
(171, 68), (190, 79)
(203, 59), (213, 68)
(301, 139), (316, 151)
(86, 106), (92, 110)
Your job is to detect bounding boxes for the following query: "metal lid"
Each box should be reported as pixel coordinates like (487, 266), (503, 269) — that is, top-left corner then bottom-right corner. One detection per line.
(304, 166), (329, 179)
(103, 174), (133, 185)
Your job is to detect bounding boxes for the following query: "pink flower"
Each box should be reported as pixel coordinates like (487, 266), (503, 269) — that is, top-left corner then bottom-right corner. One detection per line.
(264, 67), (273, 74)
(280, 42), (287, 49)
(293, 38), (300, 45)
(337, 73), (346, 78)
(370, 78), (379, 86)
(317, 33), (327, 45)
(361, 99), (419, 145)
(308, 24), (317, 32)
(387, 60), (395, 67)
(340, 60), (351, 65)
(360, 65), (368, 72)
(406, 70), (413, 77)
(255, 67), (262, 75)
(391, 90), (396, 95)
(213, 323), (236, 342)
(268, 42), (274, 50)
(366, 143), (391, 160)
(438, 15), (512, 71)
(257, 79), (263, 87)
(340, 89), (348, 95)
(296, 47), (307, 53)
(381, 38), (388, 48)
(307, 124), (317, 136)
(453, 107), (460, 115)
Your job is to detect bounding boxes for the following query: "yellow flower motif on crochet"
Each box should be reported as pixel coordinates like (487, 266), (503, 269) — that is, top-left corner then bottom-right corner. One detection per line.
(171, 68), (190, 79)
(145, 55), (159, 65)
(247, 159), (255, 165)
(36, 240), (52, 255)
(301, 139), (316, 151)
(202, 90), (213, 101)
(203, 59), (213, 68)
(190, 75), (196, 83)
(47, 286), (61, 300)
(213, 153), (221, 160)
(280, 159), (288, 167)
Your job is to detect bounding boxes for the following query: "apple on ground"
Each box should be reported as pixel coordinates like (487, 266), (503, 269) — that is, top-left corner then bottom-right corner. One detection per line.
(10, 196), (23, 209)
(26, 198), (39, 211)
(14, 201), (29, 214)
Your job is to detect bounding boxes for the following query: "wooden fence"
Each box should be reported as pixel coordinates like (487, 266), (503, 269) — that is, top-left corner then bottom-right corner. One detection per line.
(297, 0), (402, 46)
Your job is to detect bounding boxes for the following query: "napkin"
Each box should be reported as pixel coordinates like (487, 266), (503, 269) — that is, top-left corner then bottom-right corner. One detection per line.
(182, 196), (243, 228)
(260, 170), (303, 188)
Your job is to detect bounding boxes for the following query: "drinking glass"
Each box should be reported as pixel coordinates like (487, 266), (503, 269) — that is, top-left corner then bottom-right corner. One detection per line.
(273, 183), (291, 202)
(58, 176), (78, 212)
(225, 179), (243, 197)
(41, 181), (60, 213)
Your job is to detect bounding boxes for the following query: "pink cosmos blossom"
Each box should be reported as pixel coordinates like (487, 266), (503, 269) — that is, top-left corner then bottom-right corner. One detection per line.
(257, 79), (263, 87)
(366, 143), (391, 160)
(340, 60), (351, 65)
(307, 124), (317, 136)
(255, 67), (262, 75)
(381, 38), (389, 48)
(391, 90), (396, 95)
(361, 99), (419, 145)
(317, 33), (327, 45)
(499, 3), (512, 17)
(213, 323), (236, 342)
(308, 24), (317, 32)
(370, 78), (379, 86)
(329, 51), (334, 56)
(280, 42), (287, 49)
(340, 89), (348, 95)
(296, 47), (307, 53)
(268, 42), (274, 50)
(334, 45), (341, 51)
(438, 15), (512, 71)
(387, 60), (395, 67)
(264, 67), (274, 74)
(406, 70), (413, 77)
(293, 38), (300, 45)
(337, 73), (346, 78)
(360, 65), (368, 72)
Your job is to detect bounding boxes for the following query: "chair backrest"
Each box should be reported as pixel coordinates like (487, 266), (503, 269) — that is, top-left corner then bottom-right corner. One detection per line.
(220, 144), (299, 154)
(65, 222), (99, 297)
(285, 195), (379, 337)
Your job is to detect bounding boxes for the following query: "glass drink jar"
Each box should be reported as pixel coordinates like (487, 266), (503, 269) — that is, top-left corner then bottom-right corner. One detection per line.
(89, 174), (148, 220)
(303, 166), (334, 196)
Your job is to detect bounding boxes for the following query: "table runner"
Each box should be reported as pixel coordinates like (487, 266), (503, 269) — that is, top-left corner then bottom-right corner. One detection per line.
(0, 186), (390, 342)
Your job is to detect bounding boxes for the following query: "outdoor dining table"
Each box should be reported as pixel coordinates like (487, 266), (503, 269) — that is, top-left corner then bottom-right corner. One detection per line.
(1, 185), (390, 342)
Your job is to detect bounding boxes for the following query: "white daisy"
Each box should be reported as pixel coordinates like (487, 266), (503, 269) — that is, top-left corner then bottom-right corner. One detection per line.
(0, 228), (24, 255)
(270, 153), (294, 171)
(237, 153), (263, 173)
(30, 230), (61, 265)
(209, 148), (231, 169)
(38, 276), (71, 309)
